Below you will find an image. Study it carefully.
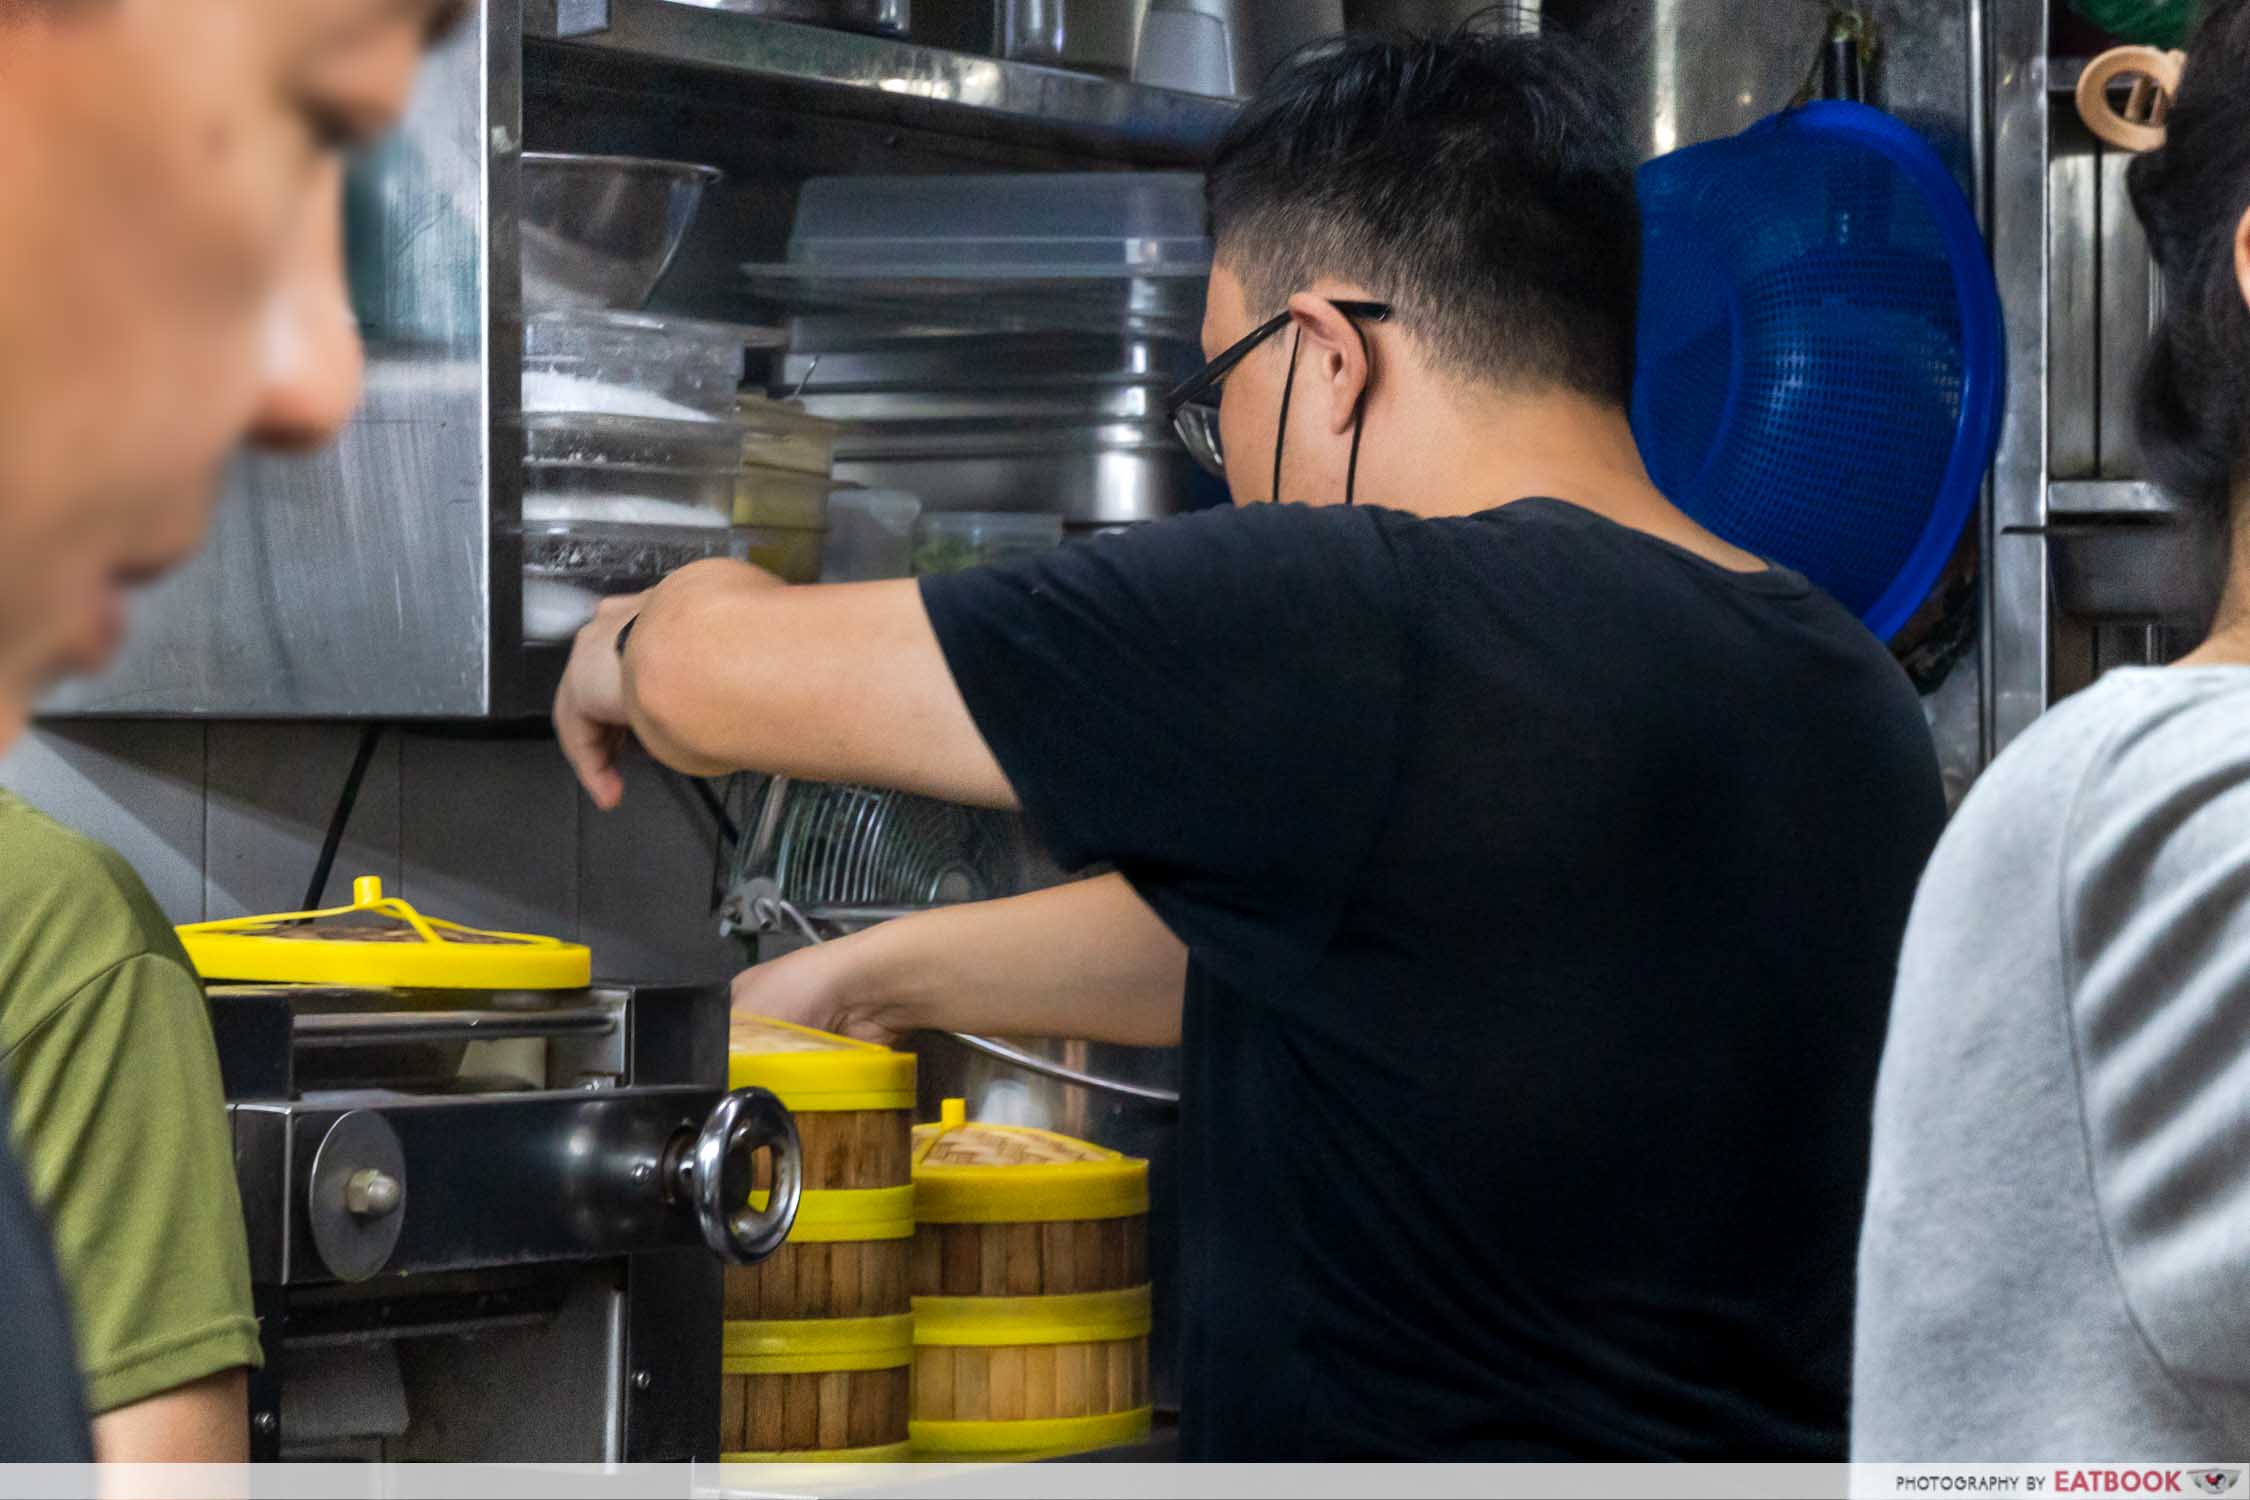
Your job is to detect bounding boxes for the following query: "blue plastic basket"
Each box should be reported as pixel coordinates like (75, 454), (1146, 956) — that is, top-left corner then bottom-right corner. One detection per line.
(1631, 102), (2005, 640)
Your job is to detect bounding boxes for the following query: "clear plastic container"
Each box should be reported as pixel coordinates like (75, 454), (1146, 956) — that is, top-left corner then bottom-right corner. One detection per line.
(734, 465), (832, 583)
(822, 489), (923, 582)
(734, 464), (834, 531)
(911, 511), (1064, 575)
(740, 524), (826, 585)
(524, 412), (746, 522)
(523, 310), (781, 422)
(779, 173), (1212, 278)
(520, 521), (749, 642)
(737, 395), (842, 477)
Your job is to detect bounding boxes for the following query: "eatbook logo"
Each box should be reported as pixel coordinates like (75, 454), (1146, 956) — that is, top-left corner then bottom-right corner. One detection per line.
(2191, 1471), (2243, 1496)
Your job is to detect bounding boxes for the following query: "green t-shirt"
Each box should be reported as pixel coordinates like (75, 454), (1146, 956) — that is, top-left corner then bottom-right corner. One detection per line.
(0, 791), (261, 1416)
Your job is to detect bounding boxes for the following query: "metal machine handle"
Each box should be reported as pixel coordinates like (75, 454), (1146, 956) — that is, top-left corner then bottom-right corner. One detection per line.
(676, 1086), (801, 1265)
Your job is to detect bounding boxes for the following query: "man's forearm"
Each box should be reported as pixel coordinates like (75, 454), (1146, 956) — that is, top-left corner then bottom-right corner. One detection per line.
(745, 874), (1188, 1048)
(623, 563), (1017, 809)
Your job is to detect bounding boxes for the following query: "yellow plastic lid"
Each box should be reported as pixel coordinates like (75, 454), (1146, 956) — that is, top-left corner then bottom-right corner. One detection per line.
(721, 1312), (915, 1374)
(729, 1015), (916, 1111)
(911, 1099), (1149, 1225)
(176, 875), (592, 991)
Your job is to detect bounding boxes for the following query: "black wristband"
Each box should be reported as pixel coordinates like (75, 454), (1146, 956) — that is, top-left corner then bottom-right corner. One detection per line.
(614, 614), (638, 659)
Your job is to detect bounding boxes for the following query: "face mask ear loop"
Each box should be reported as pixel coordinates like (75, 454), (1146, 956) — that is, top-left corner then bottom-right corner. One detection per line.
(1271, 326), (1304, 504)
(1344, 318), (1374, 507)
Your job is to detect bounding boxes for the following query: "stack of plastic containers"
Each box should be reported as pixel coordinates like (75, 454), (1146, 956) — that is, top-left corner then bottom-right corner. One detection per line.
(515, 181), (841, 642)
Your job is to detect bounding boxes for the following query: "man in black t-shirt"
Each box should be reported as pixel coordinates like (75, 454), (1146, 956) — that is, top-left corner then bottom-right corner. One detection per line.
(554, 28), (1945, 1459)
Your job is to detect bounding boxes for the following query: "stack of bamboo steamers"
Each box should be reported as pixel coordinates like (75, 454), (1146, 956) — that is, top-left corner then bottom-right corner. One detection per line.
(724, 1018), (1154, 1465)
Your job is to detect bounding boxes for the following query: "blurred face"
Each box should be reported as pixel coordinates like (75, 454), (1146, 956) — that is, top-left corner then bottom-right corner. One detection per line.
(0, 0), (461, 746)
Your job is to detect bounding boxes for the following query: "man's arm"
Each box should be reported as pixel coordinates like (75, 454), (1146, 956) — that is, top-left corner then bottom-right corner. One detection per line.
(554, 562), (1014, 812)
(732, 874), (1187, 1049)
(90, 1369), (247, 1462)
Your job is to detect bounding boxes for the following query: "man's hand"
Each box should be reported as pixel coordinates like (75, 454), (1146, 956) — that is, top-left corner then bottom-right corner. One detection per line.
(553, 591), (639, 811)
(549, 557), (1016, 812)
(732, 938), (907, 1048)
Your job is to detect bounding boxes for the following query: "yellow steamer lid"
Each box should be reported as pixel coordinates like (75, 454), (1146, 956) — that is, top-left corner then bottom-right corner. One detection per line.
(728, 1014), (916, 1112)
(176, 875), (592, 990)
(911, 1099), (1149, 1224)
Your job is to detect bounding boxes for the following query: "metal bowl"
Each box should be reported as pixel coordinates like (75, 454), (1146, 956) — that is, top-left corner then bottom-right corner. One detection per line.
(520, 153), (724, 311)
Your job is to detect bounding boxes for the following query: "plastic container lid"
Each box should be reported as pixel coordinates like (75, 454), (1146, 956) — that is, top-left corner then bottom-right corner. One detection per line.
(911, 1099), (1148, 1224)
(177, 875), (592, 990)
(730, 1014), (917, 1111)
(781, 173), (1212, 279)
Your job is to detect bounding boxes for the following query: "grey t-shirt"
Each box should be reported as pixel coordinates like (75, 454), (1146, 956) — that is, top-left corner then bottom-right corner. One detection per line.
(1856, 667), (2250, 1458)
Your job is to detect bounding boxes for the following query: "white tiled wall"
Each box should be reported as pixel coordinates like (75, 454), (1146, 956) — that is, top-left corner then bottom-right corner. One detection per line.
(0, 720), (743, 986)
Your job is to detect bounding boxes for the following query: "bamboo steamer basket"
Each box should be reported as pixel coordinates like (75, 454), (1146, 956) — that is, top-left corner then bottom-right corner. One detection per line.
(723, 1016), (916, 1462)
(908, 1099), (1153, 1461)
(720, 1313), (913, 1464)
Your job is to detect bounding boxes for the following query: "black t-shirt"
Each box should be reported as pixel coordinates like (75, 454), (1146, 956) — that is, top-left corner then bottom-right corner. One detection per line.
(0, 1084), (92, 1460)
(920, 498), (1945, 1459)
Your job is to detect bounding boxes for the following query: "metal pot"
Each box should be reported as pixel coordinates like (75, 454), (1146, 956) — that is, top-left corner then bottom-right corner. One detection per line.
(785, 335), (1217, 524)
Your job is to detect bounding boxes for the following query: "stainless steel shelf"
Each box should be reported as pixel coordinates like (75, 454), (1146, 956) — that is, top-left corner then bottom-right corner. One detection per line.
(527, 0), (1235, 165)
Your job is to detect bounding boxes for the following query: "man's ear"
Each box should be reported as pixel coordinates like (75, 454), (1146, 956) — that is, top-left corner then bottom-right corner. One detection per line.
(1286, 293), (1373, 437)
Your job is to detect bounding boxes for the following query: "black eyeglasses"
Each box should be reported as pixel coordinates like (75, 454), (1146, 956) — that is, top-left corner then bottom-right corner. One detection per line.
(1164, 299), (1393, 479)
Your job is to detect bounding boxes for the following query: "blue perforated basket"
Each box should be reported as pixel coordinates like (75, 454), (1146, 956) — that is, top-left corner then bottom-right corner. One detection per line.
(1631, 102), (2005, 641)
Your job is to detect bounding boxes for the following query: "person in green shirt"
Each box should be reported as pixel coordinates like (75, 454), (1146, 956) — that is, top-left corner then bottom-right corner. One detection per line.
(0, 0), (462, 1461)
(0, 791), (261, 1451)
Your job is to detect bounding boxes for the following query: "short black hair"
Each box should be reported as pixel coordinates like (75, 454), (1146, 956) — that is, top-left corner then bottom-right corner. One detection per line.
(1206, 18), (1640, 405)
(2129, 0), (2250, 631)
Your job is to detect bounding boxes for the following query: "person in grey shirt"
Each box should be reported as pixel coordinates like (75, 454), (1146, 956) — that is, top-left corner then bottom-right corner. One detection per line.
(1856, 2), (2250, 1457)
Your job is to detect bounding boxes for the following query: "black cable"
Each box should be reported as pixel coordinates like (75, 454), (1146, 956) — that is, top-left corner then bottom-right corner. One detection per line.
(303, 724), (386, 913)
(683, 772), (743, 851)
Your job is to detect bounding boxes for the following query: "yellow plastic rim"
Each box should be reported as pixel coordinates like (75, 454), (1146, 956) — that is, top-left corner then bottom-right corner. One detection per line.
(909, 1406), (1153, 1456)
(912, 1153), (1148, 1226)
(911, 1286), (1152, 1348)
(730, 1016), (916, 1110)
(721, 1441), (913, 1464)
(177, 875), (591, 991)
(748, 1185), (915, 1243)
(722, 1313), (913, 1375)
(911, 1099), (1149, 1224)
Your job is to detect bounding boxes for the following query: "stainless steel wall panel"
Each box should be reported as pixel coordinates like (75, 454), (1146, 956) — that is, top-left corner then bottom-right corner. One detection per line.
(2096, 146), (2159, 479)
(2047, 127), (2098, 479)
(41, 5), (517, 718)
